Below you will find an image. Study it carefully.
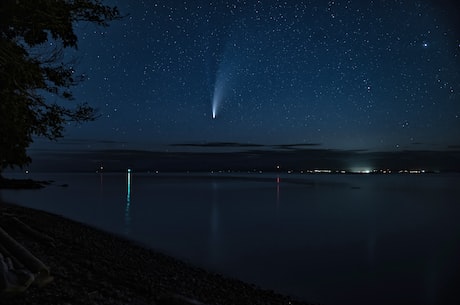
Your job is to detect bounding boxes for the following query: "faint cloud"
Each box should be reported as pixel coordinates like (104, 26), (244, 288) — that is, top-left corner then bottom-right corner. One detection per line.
(272, 143), (322, 150)
(170, 142), (265, 148)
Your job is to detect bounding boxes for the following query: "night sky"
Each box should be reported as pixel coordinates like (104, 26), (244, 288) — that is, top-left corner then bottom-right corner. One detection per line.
(33, 0), (460, 153)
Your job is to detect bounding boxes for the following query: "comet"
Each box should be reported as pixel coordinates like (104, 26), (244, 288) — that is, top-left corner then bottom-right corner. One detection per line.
(211, 81), (223, 119)
(211, 49), (238, 119)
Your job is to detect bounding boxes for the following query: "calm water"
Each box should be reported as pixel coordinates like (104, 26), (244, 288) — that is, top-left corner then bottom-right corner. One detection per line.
(1, 172), (460, 305)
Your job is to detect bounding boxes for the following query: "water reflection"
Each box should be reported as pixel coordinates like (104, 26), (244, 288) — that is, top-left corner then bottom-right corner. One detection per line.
(3, 173), (460, 305)
(99, 172), (104, 195)
(209, 182), (220, 264)
(276, 176), (280, 207)
(125, 169), (132, 235)
(211, 182), (219, 239)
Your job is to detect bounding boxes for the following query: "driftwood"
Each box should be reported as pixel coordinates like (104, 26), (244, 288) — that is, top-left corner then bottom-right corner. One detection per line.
(10, 216), (55, 245)
(0, 226), (49, 276)
(0, 215), (54, 292)
(1, 252), (35, 293)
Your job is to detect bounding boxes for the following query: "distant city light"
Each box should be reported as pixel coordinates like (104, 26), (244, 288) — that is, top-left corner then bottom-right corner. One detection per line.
(314, 169), (332, 173)
(349, 166), (374, 174)
(399, 169), (425, 174)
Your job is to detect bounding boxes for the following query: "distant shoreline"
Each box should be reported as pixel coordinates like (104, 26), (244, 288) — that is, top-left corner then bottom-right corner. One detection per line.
(0, 200), (310, 305)
(12, 146), (460, 173)
(0, 177), (51, 189)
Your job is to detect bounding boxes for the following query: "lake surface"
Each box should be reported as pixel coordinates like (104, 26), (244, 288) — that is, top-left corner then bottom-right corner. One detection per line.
(1, 172), (460, 305)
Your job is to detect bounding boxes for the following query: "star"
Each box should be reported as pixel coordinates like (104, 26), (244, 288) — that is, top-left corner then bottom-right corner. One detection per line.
(28, 0), (460, 152)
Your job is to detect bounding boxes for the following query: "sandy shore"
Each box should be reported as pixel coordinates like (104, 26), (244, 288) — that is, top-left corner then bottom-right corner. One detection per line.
(0, 200), (311, 305)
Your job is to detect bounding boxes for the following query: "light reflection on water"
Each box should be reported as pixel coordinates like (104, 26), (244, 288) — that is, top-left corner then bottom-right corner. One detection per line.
(1, 172), (460, 305)
(125, 169), (131, 235)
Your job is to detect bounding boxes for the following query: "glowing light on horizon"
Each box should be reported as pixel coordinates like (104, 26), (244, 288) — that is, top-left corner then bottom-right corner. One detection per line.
(349, 166), (374, 174)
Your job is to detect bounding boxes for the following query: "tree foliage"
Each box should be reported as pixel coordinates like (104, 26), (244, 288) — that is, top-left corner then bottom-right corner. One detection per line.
(0, 0), (121, 171)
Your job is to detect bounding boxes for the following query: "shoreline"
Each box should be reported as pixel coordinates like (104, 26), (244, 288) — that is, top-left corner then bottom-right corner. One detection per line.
(0, 200), (311, 305)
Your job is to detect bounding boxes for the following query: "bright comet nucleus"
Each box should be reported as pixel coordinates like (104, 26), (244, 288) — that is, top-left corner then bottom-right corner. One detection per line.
(212, 97), (218, 118)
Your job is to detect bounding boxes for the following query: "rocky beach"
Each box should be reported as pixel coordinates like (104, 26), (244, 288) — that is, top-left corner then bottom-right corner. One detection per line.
(0, 199), (310, 305)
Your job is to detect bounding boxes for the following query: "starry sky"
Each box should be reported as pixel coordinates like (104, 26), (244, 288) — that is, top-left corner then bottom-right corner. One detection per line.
(33, 0), (460, 153)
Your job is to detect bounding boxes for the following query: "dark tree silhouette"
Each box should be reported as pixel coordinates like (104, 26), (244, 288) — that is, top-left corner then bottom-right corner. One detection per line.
(0, 0), (121, 172)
